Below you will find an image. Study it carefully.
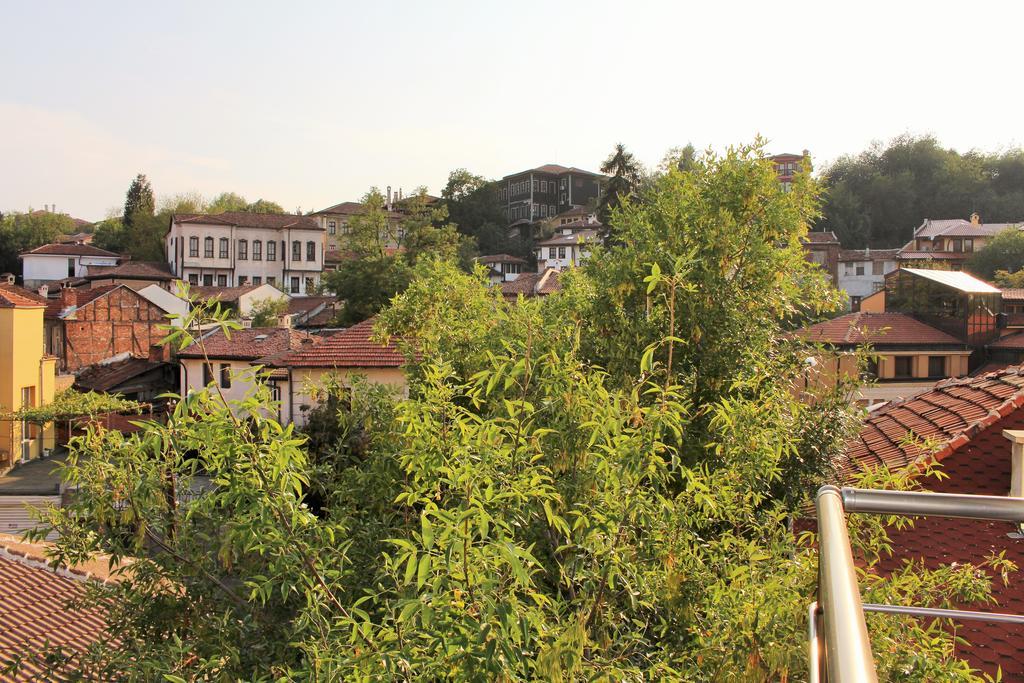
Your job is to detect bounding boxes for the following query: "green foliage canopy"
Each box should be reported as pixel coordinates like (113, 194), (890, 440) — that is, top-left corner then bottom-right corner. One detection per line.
(0, 210), (76, 275)
(967, 228), (1024, 279)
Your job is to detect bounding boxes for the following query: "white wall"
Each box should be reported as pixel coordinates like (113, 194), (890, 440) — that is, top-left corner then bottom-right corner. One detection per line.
(22, 254), (117, 285)
(837, 260), (897, 307)
(138, 283), (188, 326)
(180, 358), (277, 416)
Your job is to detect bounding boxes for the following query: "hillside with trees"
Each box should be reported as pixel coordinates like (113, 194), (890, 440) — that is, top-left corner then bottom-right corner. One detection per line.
(818, 135), (1024, 248)
(21, 143), (1002, 681)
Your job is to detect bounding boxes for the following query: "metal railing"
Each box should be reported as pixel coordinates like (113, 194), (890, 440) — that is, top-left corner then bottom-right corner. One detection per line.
(811, 485), (1024, 682)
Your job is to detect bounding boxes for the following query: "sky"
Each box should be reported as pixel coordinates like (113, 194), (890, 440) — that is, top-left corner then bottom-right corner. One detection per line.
(1, 0), (1022, 221)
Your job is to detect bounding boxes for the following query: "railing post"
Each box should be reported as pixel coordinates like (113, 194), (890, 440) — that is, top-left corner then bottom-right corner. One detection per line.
(816, 485), (878, 682)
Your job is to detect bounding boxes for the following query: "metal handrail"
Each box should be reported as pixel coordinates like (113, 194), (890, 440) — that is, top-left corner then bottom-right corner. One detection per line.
(813, 485), (1024, 682)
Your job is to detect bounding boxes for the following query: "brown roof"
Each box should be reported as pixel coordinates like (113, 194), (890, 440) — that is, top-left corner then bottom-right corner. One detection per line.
(793, 312), (963, 347)
(310, 201), (405, 220)
(173, 212), (323, 231)
(837, 248), (900, 262)
(44, 285), (121, 319)
(287, 296), (335, 316)
(477, 254), (527, 265)
(913, 217), (1021, 239)
(0, 546), (109, 681)
(801, 231), (840, 245)
(897, 250), (971, 261)
(500, 269), (562, 298)
(989, 332), (1024, 350)
(503, 164), (604, 179)
(268, 318), (405, 368)
(189, 285), (263, 305)
(1002, 289), (1024, 302)
(57, 232), (94, 244)
(85, 261), (173, 281)
(73, 357), (170, 393)
(0, 283), (47, 309)
(20, 243), (118, 258)
(537, 229), (598, 247)
(178, 327), (320, 361)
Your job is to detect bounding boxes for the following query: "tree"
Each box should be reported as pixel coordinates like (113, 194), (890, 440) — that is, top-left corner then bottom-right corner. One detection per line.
(597, 142), (644, 240)
(659, 142), (698, 173)
(994, 268), (1024, 288)
(819, 135), (1024, 248)
(122, 174), (155, 227)
(323, 256), (412, 326)
(245, 199), (285, 214)
(23, 152), (1003, 681)
(249, 297), (289, 327)
(207, 192), (249, 214)
(0, 210), (75, 275)
(90, 217), (126, 254)
(967, 229), (1024, 279)
(441, 169), (516, 257)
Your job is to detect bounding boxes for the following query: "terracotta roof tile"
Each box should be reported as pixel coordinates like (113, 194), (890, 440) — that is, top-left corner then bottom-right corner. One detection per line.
(802, 231), (840, 244)
(268, 317), (405, 368)
(837, 248), (900, 262)
(173, 212), (323, 231)
(536, 229), (598, 247)
(500, 269), (562, 298)
(73, 357), (170, 393)
(0, 284), (47, 309)
(20, 243), (118, 258)
(794, 312), (964, 346)
(44, 285), (121, 319)
(85, 261), (173, 281)
(1002, 289), (1024, 302)
(178, 327), (320, 361)
(477, 254), (527, 265)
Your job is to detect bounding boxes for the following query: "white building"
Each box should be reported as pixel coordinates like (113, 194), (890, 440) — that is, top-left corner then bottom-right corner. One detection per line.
(20, 243), (119, 289)
(166, 212), (324, 295)
(535, 228), (598, 271)
(837, 248), (899, 311)
(477, 254), (527, 283)
(190, 283), (291, 319)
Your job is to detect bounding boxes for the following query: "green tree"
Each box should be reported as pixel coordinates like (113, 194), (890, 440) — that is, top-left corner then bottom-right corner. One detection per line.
(994, 268), (1024, 288)
(0, 210), (75, 275)
(597, 142), (644, 240)
(441, 169), (517, 257)
(90, 217), (126, 253)
(122, 174), (155, 227)
(245, 198), (285, 214)
(249, 297), (289, 327)
(967, 228), (1024, 278)
(207, 192), (249, 213)
(323, 256), (412, 326)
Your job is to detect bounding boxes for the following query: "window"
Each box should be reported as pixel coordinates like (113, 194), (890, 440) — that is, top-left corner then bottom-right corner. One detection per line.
(964, 239), (974, 252)
(188, 273), (198, 285)
(540, 204), (548, 217)
(342, 222), (350, 235)
(217, 274), (227, 287)
(189, 236), (199, 257)
(558, 247), (566, 259)
(855, 264), (865, 276)
(67, 258), (75, 278)
(549, 247), (556, 259)
(204, 237), (214, 258)
(253, 276), (262, 285)
(219, 237), (229, 259)
(202, 363), (212, 386)
(238, 276), (248, 286)
(203, 274), (213, 286)
(850, 295), (862, 311)
(928, 355), (946, 378)
(894, 356), (913, 379)
(872, 260), (884, 276)
(238, 239), (247, 260)
(220, 363), (231, 389)
(844, 263), (854, 276)
(952, 239), (963, 252)
(328, 243), (337, 251)
(328, 220), (336, 235)
(540, 180), (547, 192)
(267, 276), (276, 286)
(266, 240), (276, 261)
(305, 277), (314, 293)
(290, 276), (300, 293)
(549, 205), (555, 216)
(307, 241), (316, 261)
(533, 180), (539, 192)
(292, 241), (301, 261)
(253, 240), (262, 260)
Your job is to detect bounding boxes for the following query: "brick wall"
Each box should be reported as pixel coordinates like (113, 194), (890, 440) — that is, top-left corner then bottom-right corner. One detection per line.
(60, 288), (168, 371)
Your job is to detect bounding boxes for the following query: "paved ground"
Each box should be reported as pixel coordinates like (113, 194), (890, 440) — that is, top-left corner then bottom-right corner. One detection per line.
(0, 450), (68, 495)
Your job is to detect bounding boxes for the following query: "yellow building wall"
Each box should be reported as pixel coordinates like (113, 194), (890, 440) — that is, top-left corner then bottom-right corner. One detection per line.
(287, 367), (408, 426)
(0, 306), (56, 467)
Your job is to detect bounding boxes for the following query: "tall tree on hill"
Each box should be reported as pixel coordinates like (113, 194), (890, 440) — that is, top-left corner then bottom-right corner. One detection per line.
(819, 135), (1024, 248)
(122, 174), (155, 227)
(441, 169), (516, 257)
(597, 143), (644, 241)
(120, 174), (163, 260)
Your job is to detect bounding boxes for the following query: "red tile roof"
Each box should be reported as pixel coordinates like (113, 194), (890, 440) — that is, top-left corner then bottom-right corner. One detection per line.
(0, 283), (47, 309)
(73, 357), (170, 393)
(794, 312), (964, 346)
(189, 285), (263, 305)
(537, 229), (598, 247)
(268, 318), (405, 368)
(989, 332), (1024, 350)
(0, 547), (109, 681)
(897, 250), (970, 261)
(844, 366), (1024, 478)
(85, 261), (173, 281)
(1002, 289), (1024, 302)
(844, 371), (1024, 678)
(44, 285), (121, 319)
(177, 327), (320, 361)
(837, 248), (900, 262)
(173, 212), (322, 231)
(477, 254), (527, 265)
(20, 243), (118, 258)
(500, 269), (562, 298)
(802, 231), (840, 244)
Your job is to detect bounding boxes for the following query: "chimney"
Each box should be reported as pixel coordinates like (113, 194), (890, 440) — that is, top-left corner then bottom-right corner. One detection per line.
(1002, 430), (1024, 498)
(971, 212), (981, 225)
(148, 343), (169, 363)
(386, 186), (392, 212)
(37, 284), (48, 298)
(2, 274), (14, 285)
(59, 286), (77, 309)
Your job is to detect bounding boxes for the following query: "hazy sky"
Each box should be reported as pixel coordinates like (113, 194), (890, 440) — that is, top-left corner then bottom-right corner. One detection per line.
(2, 0), (1021, 221)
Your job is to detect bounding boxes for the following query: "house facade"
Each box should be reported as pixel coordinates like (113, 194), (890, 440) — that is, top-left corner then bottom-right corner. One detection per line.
(0, 284), (57, 468)
(189, 284), (290, 319)
(20, 244), (119, 290)
(166, 212), (324, 295)
(801, 231), (840, 283)
(477, 254), (527, 283)
(309, 200), (404, 268)
(499, 164), (603, 228)
(897, 213), (1021, 268)
(535, 228), (597, 271)
(836, 248), (899, 311)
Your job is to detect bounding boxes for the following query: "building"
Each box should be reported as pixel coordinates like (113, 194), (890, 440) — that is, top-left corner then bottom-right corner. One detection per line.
(498, 164), (604, 229)
(500, 269), (562, 299)
(801, 231), (841, 283)
(165, 212), (324, 295)
(82, 261), (175, 290)
(264, 317), (408, 426)
(287, 296), (339, 328)
(189, 284), (290, 319)
(535, 228), (597, 271)
(477, 254), (527, 284)
(841, 366), (1024, 679)
(20, 243), (119, 290)
(73, 354), (176, 403)
(897, 214), (1021, 268)
(884, 267), (1002, 348)
(769, 151), (807, 192)
(309, 200), (405, 266)
(178, 327), (320, 414)
(836, 248), (900, 311)
(0, 284), (57, 468)
(43, 285), (171, 372)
